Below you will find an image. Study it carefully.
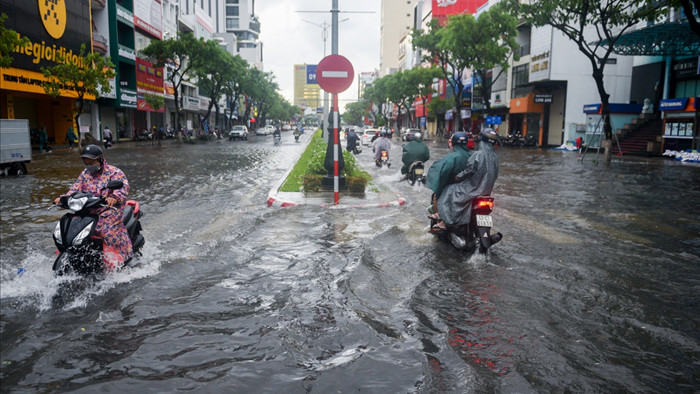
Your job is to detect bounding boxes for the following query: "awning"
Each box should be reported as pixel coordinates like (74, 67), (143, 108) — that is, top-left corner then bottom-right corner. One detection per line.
(599, 22), (700, 56)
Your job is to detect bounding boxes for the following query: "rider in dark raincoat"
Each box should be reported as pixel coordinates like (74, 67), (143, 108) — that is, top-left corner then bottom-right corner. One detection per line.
(401, 131), (430, 175)
(436, 128), (500, 228)
(346, 129), (359, 153)
(426, 132), (473, 199)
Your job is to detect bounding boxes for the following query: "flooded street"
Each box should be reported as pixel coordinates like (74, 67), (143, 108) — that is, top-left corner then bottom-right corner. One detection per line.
(1, 134), (698, 393)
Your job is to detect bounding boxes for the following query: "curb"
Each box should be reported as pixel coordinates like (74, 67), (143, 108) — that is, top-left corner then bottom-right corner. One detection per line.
(266, 193), (407, 209)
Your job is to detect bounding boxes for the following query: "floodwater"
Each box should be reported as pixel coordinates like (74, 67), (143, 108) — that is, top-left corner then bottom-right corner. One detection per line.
(1, 133), (698, 393)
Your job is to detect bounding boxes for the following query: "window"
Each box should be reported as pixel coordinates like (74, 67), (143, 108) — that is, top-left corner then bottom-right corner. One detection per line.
(226, 18), (239, 30)
(512, 64), (529, 90)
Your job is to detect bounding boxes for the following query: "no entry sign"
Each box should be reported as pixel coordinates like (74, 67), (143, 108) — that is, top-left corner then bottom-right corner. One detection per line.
(316, 54), (354, 94)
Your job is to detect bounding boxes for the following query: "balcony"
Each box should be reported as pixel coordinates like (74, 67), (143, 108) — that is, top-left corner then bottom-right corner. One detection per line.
(249, 17), (261, 34)
(92, 33), (108, 55)
(91, 0), (106, 10)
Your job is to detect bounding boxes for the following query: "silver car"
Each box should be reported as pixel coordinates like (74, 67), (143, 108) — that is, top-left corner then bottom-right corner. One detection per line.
(229, 125), (248, 141)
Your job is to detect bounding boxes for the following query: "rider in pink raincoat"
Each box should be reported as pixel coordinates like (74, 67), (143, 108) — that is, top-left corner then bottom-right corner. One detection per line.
(54, 144), (133, 270)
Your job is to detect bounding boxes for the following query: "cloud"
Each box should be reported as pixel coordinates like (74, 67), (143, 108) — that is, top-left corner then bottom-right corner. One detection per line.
(257, 0), (380, 106)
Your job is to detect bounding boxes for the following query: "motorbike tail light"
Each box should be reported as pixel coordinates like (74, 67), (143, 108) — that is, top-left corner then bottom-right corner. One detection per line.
(474, 197), (494, 214)
(381, 151), (388, 157)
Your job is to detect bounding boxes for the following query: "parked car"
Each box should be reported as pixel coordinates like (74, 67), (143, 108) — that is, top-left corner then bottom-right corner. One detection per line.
(401, 128), (421, 141)
(361, 128), (381, 146)
(282, 124), (291, 131)
(229, 125), (248, 141)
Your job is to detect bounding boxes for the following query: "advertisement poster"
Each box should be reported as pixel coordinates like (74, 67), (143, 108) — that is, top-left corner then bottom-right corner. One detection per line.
(134, 0), (163, 39)
(136, 58), (165, 112)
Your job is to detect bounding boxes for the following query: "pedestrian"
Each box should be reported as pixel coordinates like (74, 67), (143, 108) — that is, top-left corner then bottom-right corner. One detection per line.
(65, 126), (77, 150)
(39, 125), (50, 153)
(103, 125), (113, 149)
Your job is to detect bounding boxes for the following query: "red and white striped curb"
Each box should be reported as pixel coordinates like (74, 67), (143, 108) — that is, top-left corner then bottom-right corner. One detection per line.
(266, 194), (406, 209)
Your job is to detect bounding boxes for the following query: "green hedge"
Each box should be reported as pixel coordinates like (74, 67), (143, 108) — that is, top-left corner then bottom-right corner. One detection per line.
(280, 129), (371, 193)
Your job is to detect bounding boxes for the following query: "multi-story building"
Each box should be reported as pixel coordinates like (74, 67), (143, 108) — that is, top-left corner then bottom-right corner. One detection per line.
(0, 0), (95, 144)
(379, 0), (416, 77)
(293, 64), (321, 110)
(217, 0), (262, 70)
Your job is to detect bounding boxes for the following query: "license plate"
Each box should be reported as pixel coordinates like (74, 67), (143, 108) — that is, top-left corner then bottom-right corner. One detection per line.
(414, 168), (423, 175)
(476, 214), (493, 227)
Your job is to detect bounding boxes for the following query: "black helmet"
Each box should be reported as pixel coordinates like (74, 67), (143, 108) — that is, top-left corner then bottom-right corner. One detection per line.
(451, 131), (469, 146)
(80, 144), (103, 159)
(480, 128), (499, 144)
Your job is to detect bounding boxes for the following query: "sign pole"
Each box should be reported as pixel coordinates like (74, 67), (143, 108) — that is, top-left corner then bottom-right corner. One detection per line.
(333, 93), (339, 204)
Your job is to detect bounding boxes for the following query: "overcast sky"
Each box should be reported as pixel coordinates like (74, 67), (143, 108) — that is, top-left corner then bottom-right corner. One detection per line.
(256, 0), (381, 106)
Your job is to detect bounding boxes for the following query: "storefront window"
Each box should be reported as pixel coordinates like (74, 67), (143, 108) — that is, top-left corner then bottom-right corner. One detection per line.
(116, 110), (131, 140)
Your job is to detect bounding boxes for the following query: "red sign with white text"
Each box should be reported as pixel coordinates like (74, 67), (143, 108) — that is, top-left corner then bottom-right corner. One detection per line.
(432, 0), (488, 17)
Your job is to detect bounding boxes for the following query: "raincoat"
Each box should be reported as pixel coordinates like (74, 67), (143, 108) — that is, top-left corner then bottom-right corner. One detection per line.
(426, 145), (472, 198)
(401, 140), (430, 174)
(437, 141), (499, 227)
(62, 160), (133, 269)
(372, 137), (391, 161)
(346, 131), (359, 152)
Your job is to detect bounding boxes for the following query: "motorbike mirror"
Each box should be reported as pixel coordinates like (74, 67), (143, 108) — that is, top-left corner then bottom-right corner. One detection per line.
(106, 180), (123, 190)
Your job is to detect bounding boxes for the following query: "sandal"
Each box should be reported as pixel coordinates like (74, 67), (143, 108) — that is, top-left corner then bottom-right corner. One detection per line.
(427, 213), (440, 220)
(428, 222), (446, 233)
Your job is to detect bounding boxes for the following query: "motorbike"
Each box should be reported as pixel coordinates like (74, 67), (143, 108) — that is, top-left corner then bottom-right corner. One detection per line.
(375, 150), (391, 167)
(429, 195), (502, 253)
(294, 131), (301, 142)
(273, 133), (282, 145)
(406, 161), (426, 186)
(51, 180), (145, 277)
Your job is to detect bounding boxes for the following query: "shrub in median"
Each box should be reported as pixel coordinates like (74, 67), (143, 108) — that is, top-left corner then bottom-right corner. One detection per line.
(280, 129), (372, 193)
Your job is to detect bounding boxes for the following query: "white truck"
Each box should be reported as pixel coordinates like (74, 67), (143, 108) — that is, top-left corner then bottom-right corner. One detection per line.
(1, 119), (32, 176)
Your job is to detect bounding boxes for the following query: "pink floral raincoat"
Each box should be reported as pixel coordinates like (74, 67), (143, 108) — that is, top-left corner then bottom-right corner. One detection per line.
(62, 161), (133, 269)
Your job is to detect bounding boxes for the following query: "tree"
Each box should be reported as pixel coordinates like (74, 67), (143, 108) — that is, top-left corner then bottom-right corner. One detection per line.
(413, 6), (519, 130)
(222, 56), (250, 127)
(0, 13), (29, 68)
(363, 84), (389, 127)
(674, 0), (700, 37)
(194, 40), (242, 133)
(141, 32), (200, 141)
(41, 43), (115, 148)
(511, 0), (664, 162)
(406, 66), (442, 126)
(343, 100), (370, 126)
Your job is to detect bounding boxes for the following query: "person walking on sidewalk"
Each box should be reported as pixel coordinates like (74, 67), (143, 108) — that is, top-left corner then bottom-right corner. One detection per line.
(65, 126), (77, 150)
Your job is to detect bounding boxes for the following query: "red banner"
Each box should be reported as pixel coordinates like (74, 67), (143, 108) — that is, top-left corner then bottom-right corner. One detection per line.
(136, 57), (164, 112)
(432, 0), (488, 17)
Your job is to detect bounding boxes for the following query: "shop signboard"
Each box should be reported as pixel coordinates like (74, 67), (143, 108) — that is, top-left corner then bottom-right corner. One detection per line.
(659, 98), (689, 111)
(134, 0), (163, 39)
(432, 0), (488, 17)
(306, 65), (318, 85)
(136, 57), (165, 112)
(534, 94), (553, 103)
(0, 0), (91, 96)
(485, 116), (502, 125)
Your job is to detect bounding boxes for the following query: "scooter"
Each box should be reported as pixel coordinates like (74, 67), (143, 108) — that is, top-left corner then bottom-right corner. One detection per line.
(429, 196), (502, 253)
(375, 150), (391, 167)
(294, 131), (301, 142)
(51, 180), (145, 277)
(406, 161), (426, 186)
(273, 133), (282, 145)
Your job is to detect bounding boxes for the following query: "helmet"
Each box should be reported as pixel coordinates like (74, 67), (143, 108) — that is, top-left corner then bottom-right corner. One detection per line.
(451, 131), (470, 146)
(80, 144), (103, 159)
(480, 128), (499, 144)
(413, 132), (422, 141)
(406, 132), (415, 141)
(380, 130), (388, 137)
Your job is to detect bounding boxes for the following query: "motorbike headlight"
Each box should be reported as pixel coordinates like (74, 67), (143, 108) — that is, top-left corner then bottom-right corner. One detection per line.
(73, 223), (93, 246)
(68, 196), (88, 211)
(53, 222), (62, 245)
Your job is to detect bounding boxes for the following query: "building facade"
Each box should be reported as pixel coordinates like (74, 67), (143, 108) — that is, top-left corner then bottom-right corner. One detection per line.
(293, 64), (321, 110)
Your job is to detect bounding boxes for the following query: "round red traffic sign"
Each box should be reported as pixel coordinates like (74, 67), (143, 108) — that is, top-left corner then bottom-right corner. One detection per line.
(316, 54), (354, 94)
